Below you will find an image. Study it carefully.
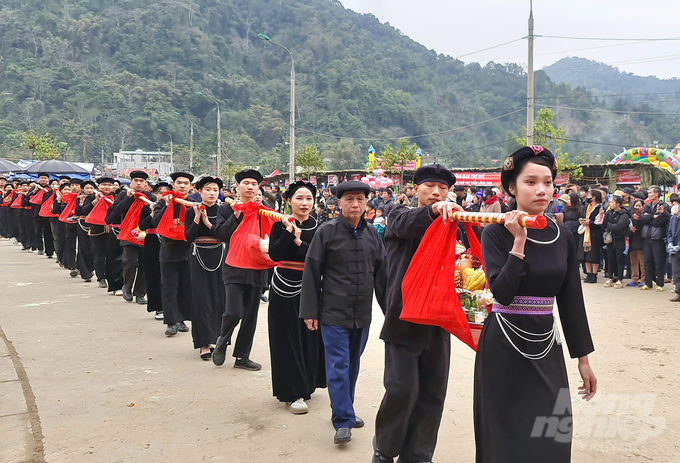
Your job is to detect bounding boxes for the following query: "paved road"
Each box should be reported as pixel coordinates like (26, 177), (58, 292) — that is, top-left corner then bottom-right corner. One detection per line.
(1, 239), (679, 463)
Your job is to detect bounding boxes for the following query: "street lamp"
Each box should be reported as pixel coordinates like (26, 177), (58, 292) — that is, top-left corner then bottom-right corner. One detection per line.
(174, 111), (194, 173)
(259, 33), (295, 184)
(157, 129), (173, 171)
(196, 91), (221, 176)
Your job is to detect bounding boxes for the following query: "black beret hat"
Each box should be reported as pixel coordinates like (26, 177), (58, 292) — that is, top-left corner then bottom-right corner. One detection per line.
(38, 172), (50, 178)
(454, 185), (466, 192)
(170, 172), (194, 182)
(235, 169), (263, 184)
(336, 180), (370, 198)
(195, 175), (224, 191)
(129, 170), (149, 180)
(97, 177), (115, 185)
(81, 180), (96, 189)
(284, 180), (316, 200)
(152, 182), (172, 193)
(69, 178), (83, 185)
(622, 187), (634, 195)
(19, 180), (30, 186)
(413, 164), (456, 188)
(631, 191), (646, 200)
(59, 175), (71, 180)
(670, 193), (680, 204)
(501, 146), (557, 196)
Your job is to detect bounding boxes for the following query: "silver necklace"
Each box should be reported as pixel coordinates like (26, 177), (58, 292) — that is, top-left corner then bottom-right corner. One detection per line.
(526, 216), (560, 245)
(295, 216), (318, 231)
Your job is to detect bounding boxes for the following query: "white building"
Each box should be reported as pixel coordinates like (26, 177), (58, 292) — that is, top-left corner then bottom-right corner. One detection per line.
(113, 149), (174, 178)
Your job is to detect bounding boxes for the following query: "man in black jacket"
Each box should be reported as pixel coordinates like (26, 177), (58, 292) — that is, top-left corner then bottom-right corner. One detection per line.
(151, 172), (194, 336)
(105, 170), (152, 304)
(638, 186), (670, 291)
(212, 169), (267, 371)
(300, 180), (387, 446)
(372, 165), (461, 463)
(26, 172), (54, 257)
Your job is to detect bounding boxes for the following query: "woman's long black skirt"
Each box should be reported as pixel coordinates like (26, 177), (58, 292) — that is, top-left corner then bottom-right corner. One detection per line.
(474, 313), (572, 463)
(143, 234), (162, 313)
(188, 244), (224, 349)
(268, 270), (326, 403)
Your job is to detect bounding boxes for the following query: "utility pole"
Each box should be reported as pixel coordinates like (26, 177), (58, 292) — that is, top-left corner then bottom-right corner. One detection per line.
(289, 60), (295, 184)
(527, 0), (535, 146)
(189, 120), (194, 172)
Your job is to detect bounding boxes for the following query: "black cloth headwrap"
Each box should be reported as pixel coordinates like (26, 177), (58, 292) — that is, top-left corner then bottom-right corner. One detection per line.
(413, 164), (456, 187)
(284, 180), (316, 200)
(501, 146), (557, 196)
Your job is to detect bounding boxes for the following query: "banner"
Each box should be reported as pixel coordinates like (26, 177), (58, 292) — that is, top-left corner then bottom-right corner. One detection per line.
(310, 176), (317, 186)
(350, 174), (361, 181)
(554, 173), (570, 185)
(328, 174), (338, 185)
(616, 169), (641, 184)
(452, 172), (501, 186)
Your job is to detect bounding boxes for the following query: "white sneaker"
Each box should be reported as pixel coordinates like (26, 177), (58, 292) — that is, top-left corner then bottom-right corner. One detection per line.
(114, 290), (123, 296)
(11, 238), (17, 245)
(286, 398), (309, 415)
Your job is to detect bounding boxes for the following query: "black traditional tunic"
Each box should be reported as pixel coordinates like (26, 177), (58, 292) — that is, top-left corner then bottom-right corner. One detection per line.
(139, 206), (162, 314)
(185, 204), (224, 349)
(475, 222), (595, 463)
(267, 218), (326, 403)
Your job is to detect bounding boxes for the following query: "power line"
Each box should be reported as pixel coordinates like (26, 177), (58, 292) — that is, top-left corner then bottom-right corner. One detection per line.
(538, 133), (666, 150)
(536, 35), (680, 42)
(536, 91), (680, 101)
(393, 37), (526, 73)
(537, 104), (680, 116)
(293, 107), (527, 141)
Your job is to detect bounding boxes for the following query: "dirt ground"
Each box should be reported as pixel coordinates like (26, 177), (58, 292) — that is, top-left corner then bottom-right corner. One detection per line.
(0, 239), (679, 463)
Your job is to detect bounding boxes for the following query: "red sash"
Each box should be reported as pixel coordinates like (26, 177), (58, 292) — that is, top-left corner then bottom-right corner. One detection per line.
(157, 191), (186, 241)
(10, 193), (24, 209)
(117, 193), (147, 245)
(29, 188), (48, 205)
(85, 195), (114, 225)
(58, 193), (78, 223)
(39, 191), (59, 218)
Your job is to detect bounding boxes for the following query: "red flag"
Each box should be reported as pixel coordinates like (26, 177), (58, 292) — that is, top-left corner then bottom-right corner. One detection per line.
(29, 188), (48, 205)
(400, 218), (477, 351)
(117, 193), (146, 245)
(39, 191), (59, 218)
(58, 193), (78, 223)
(85, 195), (114, 226)
(157, 191), (186, 241)
(225, 202), (278, 270)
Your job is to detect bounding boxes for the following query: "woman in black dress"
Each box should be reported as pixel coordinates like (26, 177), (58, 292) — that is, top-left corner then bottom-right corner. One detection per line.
(561, 192), (584, 265)
(476, 146), (597, 463)
(580, 189), (604, 283)
(184, 176), (225, 361)
(267, 181), (326, 414)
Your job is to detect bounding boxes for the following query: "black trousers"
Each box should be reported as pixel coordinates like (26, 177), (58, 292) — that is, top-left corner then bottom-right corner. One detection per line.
(219, 283), (261, 360)
(122, 245), (146, 296)
(52, 219), (66, 263)
(143, 235), (162, 313)
(160, 260), (192, 325)
(23, 211), (36, 249)
(605, 237), (626, 282)
(76, 221), (94, 280)
(375, 331), (451, 462)
(90, 233), (108, 282)
(644, 239), (667, 287)
(63, 224), (77, 269)
(11, 210), (23, 244)
(34, 216), (54, 255)
(106, 231), (124, 292)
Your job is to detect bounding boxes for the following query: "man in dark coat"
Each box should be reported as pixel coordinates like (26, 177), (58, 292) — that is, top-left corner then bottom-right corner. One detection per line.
(300, 180), (387, 446)
(105, 170), (153, 304)
(638, 186), (670, 290)
(373, 164), (462, 463)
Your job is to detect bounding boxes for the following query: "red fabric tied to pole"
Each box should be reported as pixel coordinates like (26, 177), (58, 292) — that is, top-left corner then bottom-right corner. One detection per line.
(400, 218), (477, 351)
(29, 188), (47, 205)
(10, 193), (24, 209)
(117, 193), (146, 245)
(39, 192), (59, 218)
(85, 195), (114, 225)
(225, 202), (279, 270)
(58, 193), (78, 223)
(157, 191), (186, 241)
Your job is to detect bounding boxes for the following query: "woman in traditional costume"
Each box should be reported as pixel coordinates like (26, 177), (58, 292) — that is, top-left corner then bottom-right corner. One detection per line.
(184, 176), (225, 360)
(475, 146), (597, 463)
(580, 188), (604, 283)
(267, 181), (326, 414)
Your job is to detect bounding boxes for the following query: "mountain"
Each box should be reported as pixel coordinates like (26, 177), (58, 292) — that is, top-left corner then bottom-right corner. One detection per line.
(0, 0), (678, 172)
(543, 57), (680, 112)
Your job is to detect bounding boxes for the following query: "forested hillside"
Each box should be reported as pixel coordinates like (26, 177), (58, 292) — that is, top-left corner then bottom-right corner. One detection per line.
(0, 0), (678, 173)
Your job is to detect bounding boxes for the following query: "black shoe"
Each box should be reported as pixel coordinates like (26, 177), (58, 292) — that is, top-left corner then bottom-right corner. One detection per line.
(234, 358), (262, 371)
(136, 296), (147, 305)
(38, 250), (44, 256)
(98, 280), (107, 289)
(334, 427), (352, 445)
(590, 274), (597, 284)
(122, 290), (133, 302)
(165, 323), (179, 336)
(353, 417), (364, 428)
(200, 349), (212, 361)
(154, 311), (164, 321)
(212, 336), (229, 366)
(260, 294), (269, 302)
(84, 279), (92, 283)
(178, 321), (189, 332)
(46, 255), (53, 259)
(372, 436), (394, 463)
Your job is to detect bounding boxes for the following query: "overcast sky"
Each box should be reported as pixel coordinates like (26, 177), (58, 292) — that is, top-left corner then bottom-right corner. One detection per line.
(339, 0), (680, 80)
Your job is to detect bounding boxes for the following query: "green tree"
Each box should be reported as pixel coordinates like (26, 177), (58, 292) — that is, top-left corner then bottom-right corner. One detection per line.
(221, 160), (246, 188)
(20, 132), (67, 160)
(517, 108), (583, 181)
(295, 145), (325, 180)
(379, 138), (418, 190)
